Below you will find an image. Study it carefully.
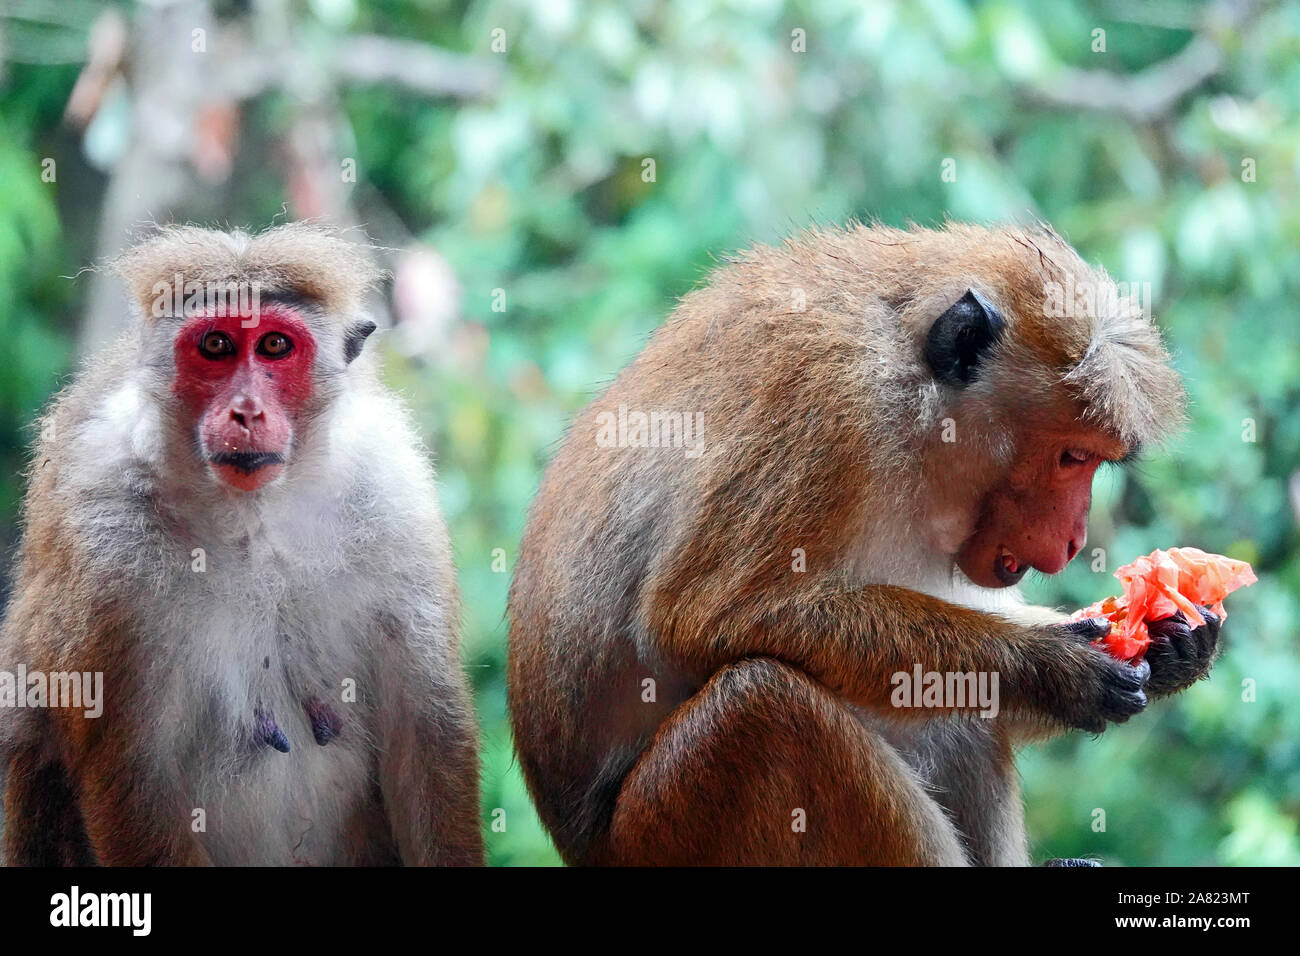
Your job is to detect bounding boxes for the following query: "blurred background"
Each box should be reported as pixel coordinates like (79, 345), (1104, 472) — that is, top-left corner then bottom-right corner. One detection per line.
(0, 0), (1297, 866)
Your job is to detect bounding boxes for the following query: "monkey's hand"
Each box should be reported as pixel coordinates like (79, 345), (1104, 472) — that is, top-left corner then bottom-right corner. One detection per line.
(1042, 618), (1151, 734)
(1143, 607), (1221, 698)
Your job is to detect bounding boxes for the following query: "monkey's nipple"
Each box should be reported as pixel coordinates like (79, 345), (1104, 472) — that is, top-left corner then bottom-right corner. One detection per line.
(253, 705), (291, 753)
(305, 697), (343, 746)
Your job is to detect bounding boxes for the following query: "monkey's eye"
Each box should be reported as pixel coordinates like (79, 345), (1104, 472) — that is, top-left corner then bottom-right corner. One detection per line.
(198, 331), (236, 359)
(1060, 448), (1093, 467)
(256, 332), (294, 359)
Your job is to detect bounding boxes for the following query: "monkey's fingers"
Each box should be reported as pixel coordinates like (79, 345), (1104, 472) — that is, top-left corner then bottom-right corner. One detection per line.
(1146, 607), (1221, 696)
(1066, 649), (1148, 733)
(1096, 655), (1149, 724)
(1060, 617), (1112, 643)
(1193, 606), (1222, 657)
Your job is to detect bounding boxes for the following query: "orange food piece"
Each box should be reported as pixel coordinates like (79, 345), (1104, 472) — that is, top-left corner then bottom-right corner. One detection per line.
(1070, 547), (1256, 662)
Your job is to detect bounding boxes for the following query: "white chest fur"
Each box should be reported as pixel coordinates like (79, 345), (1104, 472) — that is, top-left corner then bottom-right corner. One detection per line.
(130, 531), (383, 864)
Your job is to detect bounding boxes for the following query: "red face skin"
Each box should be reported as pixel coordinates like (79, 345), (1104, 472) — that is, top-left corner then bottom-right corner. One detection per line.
(955, 431), (1127, 589)
(172, 309), (316, 492)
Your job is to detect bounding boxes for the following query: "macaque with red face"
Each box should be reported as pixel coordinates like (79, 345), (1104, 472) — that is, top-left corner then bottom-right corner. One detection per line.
(508, 223), (1223, 866)
(0, 224), (482, 866)
(174, 308), (318, 492)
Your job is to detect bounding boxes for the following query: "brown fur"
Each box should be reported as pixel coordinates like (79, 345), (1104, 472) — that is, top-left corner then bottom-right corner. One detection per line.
(508, 222), (1198, 866)
(113, 222), (384, 322)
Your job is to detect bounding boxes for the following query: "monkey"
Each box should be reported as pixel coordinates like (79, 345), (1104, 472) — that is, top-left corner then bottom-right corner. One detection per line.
(507, 222), (1224, 866)
(0, 224), (482, 866)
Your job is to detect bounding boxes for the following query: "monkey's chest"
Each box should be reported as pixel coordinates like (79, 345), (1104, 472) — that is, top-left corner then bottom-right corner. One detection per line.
(199, 707), (385, 866)
(194, 674), (386, 865)
(156, 596), (389, 865)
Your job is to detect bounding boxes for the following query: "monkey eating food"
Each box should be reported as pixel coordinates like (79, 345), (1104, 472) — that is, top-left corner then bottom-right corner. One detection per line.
(508, 221), (1227, 866)
(0, 224), (482, 866)
(1071, 547), (1255, 662)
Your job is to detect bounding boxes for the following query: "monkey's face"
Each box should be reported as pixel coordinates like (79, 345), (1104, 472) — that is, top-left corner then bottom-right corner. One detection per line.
(954, 427), (1127, 588)
(919, 273), (1156, 589)
(171, 308), (318, 492)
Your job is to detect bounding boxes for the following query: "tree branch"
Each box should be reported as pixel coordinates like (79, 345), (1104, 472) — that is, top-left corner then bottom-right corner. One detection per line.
(332, 34), (500, 100)
(1018, 0), (1261, 123)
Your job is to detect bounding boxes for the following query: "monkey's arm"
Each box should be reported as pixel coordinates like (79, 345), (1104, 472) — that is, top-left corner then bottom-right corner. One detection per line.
(3, 739), (95, 866)
(647, 581), (1148, 733)
(64, 728), (211, 866)
(1, 580), (94, 865)
(2, 601), (209, 866)
(997, 603), (1072, 627)
(983, 601), (1076, 742)
(374, 611), (484, 866)
(47, 668), (211, 865)
(2, 717), (206, 868)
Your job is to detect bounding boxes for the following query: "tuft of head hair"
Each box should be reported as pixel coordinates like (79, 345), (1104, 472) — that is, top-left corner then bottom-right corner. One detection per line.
(716, 220), (1186, 450)
(113, 222), (384, 321)
(988, 221), (1187, 449)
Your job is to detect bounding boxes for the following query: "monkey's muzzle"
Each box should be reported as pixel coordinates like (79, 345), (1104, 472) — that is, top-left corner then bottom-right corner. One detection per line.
(210, 451), (285, 474)
(208, 450), (287, 491)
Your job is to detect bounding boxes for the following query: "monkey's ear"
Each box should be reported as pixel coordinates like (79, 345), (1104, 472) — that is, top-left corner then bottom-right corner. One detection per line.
(343, 320), (377, 364)
(923, 288), (1005, 386)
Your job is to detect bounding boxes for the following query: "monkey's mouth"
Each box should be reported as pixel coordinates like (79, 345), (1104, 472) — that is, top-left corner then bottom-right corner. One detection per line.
(210, 451), (285, 474)
(994, 547), (1027, 586)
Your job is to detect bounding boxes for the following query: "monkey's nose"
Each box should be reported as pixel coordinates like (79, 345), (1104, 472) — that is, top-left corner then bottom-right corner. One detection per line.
(228, 399), (265, 429)
(229, 408), (262, 429)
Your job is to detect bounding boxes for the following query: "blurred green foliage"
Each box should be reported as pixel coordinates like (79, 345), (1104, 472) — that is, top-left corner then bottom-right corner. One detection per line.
(1, 0), (1297, 866)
